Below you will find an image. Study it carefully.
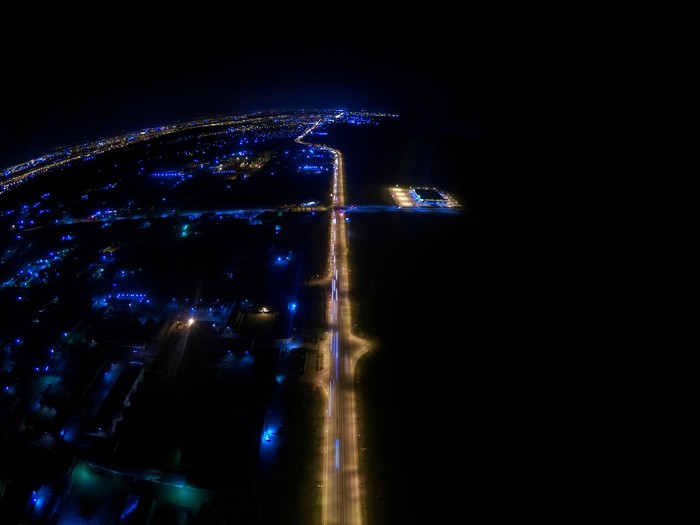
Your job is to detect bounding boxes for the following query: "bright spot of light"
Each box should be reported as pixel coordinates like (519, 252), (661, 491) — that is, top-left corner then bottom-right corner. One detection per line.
(188, 318), (195, 326)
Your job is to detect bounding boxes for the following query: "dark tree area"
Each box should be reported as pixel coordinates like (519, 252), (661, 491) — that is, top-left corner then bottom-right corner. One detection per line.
(259, 380), (324, 525)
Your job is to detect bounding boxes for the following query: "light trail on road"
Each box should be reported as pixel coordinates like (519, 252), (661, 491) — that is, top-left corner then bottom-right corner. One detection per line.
(299, 114), (457, 523)
(298, 122), (365, 524)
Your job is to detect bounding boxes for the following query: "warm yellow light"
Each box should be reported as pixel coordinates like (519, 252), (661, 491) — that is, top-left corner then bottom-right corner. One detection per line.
(188, 318), (195, 326)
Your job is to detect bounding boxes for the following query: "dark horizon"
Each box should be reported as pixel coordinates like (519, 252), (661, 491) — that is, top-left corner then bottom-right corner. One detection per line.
(0, 9), (486, 169)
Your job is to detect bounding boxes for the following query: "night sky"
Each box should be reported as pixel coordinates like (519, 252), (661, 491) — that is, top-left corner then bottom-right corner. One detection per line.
(0, 8), (487, 168)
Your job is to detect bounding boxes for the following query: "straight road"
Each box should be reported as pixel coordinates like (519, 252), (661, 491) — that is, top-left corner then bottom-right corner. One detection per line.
(298, 122), (366, 525)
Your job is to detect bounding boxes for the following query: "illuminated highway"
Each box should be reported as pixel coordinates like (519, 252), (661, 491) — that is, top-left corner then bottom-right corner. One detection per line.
(297, 116), (461, 524)
(298, 121), (375, 525)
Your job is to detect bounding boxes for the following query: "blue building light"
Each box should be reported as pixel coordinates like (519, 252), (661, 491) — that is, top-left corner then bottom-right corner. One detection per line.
(121, 495), (140, 521)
